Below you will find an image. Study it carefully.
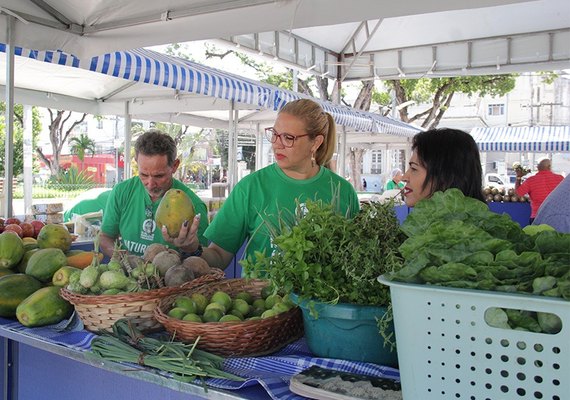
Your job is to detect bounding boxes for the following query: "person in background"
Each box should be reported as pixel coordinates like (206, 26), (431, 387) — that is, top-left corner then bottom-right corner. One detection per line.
(532, 174), (570, 233)
(401, 128), (485, 207)
(362, 178), (367, 191)
(100, 129), (209, 258)
(183, 98), (360, 271)
(385, 168), (404, 191)
(515, 158), (564, 224)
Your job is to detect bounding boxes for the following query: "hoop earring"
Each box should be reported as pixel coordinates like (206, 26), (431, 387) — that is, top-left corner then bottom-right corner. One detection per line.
(311, 152), (316, 167)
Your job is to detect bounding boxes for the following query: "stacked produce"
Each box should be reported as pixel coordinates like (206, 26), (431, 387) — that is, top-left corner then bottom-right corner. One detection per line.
(165, 287), (295, 323)
(0, 223), (78, 327)
(386, 189), (570, 333)
(0, 216), (45, 239)
(482, 186), (528, 203)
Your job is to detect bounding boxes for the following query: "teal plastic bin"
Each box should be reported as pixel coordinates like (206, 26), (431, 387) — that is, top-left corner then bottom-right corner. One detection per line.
(291, 294), (398, 367)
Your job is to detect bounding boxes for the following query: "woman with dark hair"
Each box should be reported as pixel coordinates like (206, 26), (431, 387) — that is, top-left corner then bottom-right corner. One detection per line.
(402, 128), (485, 207)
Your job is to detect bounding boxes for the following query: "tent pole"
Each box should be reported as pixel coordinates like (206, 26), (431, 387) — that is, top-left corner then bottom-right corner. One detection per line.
(3, 16), (15, 218)
(123, 101), (132, 180)
(254, 123), (263, 171)
(23, 105), (33, 215)
(227, 101), (238, 192)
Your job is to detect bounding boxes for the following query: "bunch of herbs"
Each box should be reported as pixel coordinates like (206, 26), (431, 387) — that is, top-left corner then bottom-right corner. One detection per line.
(242, 198), (405, 308)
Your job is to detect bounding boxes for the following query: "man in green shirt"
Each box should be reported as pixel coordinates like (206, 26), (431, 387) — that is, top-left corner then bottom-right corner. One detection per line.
(100, 130), (208, 258)
(385, 168), (405, 191)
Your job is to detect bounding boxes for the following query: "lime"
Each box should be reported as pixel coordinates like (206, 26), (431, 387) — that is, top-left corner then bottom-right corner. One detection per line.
(272, 302), (291, 314)
(205, 302), (226, 314)
(232, 298), (251, 316)
(210, 291), (232, 311)
(219, 314), (241, 323)
(168, 307), (188, 320)
(261, 309), (278, 319)
(247, 316), (261, 321)
(252, 307), (265, 317)
(174, 296), (197, 314)
(252, 298), (266, 310)
(229, 309), (245, 320)
(235, 291), (254, 305)
(281, 293), (296, 308)
(182, 313), (202, 323)
(260, 284), (273, 300)
(264, 294), (282, 309)
(190, 293), (209, 314)
(202, 309), (224, 322)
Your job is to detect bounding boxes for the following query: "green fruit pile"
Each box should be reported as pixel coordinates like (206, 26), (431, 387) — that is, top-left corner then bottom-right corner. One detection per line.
(167, 289), (296, 323)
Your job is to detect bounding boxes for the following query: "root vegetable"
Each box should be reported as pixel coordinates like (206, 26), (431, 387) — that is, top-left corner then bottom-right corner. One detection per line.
(182, 256), (211, 278)
(164, 264), (194, 287)
(153, 250), (181, 276)
(143, 243), (168, 262)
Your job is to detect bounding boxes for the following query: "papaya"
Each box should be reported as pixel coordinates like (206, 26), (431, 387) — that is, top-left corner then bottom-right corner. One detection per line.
(0, 268), (15, 278)
(16, 286), (73, 327)
(16, 249), (39, 274)
(0, 231), (25, 269)
(36, 224), (72, 252)
(25, 248), (68, 283)
(66, 251), (104, 269)
(52, 266), (82, 287)
(22, 237), (38, 252)
(155, 189), (195, 237)
(0, 274), (43, 317)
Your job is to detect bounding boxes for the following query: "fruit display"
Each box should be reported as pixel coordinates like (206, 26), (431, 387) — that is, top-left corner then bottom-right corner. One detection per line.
(0, 224), (76, 327)
(0, 217), (45, 238)
(482, 186), (528, 203)
(165, 288), (296, 323)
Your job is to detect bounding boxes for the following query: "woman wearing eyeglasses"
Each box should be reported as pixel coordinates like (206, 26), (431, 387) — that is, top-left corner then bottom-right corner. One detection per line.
(181, 99), (359, 272)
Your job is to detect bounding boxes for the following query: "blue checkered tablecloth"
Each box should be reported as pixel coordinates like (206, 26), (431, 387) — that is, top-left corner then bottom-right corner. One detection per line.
(0, 315), (400, 400)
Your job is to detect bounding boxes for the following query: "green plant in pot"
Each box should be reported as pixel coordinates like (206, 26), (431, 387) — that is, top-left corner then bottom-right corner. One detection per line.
(242, 197), (405, 367)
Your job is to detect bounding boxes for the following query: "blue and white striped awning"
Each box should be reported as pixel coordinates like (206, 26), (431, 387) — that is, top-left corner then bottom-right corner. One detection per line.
(273, 89), (421, 136)
(87, 48), (273, 109)
(1, 44), (80, 67)
(471, 126), (570, 152)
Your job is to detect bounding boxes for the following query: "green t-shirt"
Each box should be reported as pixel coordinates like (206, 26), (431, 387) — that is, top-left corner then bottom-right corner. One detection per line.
(385, 180), (404, 190)
(205, 163), (360, 263)
(63, 189), (112, 222)
(101, 177), (209, 256)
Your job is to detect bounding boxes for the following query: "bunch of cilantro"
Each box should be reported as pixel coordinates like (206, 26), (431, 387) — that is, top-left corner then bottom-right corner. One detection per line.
(242, 198), (405, 307)
(387, 189), (570, 299)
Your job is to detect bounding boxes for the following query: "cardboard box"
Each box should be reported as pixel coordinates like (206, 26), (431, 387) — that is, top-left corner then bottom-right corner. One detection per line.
(32, 212), (64, 224)
(31, 203), (63, 214)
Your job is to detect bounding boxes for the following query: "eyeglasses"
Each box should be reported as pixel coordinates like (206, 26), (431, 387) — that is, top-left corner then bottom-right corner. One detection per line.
(264, 127), (312, 148)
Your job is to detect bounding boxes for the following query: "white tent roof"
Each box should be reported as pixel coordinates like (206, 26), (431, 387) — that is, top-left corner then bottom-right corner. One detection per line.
(0, 44), (421, 140)
(1, 0), (567, 80)
(471, 126), (570, 152)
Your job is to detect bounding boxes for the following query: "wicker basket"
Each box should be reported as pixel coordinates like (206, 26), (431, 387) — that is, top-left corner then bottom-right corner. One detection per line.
(155, 278), (304, 357)
(60, 269), (224, 332)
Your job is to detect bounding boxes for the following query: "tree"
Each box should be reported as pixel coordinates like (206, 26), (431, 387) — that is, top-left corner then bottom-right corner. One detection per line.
(380, 76), (517, 129)
(68, 133), (96, 169)
(36, 109), (87, 177)
(0, 103), (42, 177)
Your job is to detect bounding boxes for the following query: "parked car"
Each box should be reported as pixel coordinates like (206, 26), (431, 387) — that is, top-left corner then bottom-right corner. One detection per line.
(484, 173), (516, 190)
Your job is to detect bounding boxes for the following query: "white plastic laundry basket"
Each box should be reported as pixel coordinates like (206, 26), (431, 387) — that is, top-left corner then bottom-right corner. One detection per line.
(378, 276), (569, 400)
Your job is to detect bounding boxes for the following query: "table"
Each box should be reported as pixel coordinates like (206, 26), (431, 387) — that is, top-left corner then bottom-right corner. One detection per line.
(0, 317), (398, 400)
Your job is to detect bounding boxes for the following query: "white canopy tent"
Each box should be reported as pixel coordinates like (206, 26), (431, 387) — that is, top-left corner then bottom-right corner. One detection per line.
(0, 44), (420, 215)
(1, 0), (567, 81)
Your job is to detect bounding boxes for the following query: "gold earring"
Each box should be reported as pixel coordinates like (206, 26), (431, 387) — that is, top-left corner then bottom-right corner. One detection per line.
(311, 152), (316, 167)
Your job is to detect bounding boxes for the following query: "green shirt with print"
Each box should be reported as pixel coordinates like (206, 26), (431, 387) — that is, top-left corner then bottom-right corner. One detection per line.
(101, 177), (209, 256)
(205, 163), (359, 266)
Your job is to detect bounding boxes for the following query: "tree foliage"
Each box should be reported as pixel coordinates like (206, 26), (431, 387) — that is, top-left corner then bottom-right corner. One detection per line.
(0, 103), (42, 177)
(383, 75), (517, 129)
(69, 133), (96, 163)
(36, 109), (87, 177)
